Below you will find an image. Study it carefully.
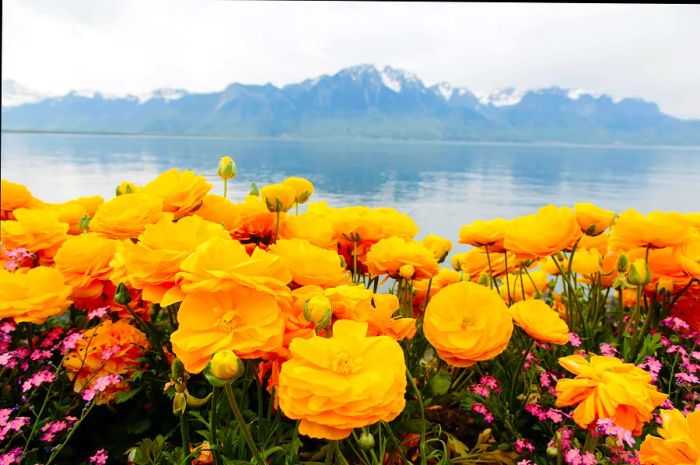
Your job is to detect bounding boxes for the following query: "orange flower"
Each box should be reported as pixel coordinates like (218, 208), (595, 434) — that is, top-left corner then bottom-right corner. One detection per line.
(1, 208), (68, 263)
(365, 237), (439, 280)
(194, 194), (243, 233)
(230, 195), (284, 248)
(269, 238), (347, 287)
(89, 193), (168, 239)
(574, 203), (615, 236)
(609, 210), (695, 251)
(177, 236), (291, 300)
(421, 235), (452, 263)
(50, 196), (104, 234)
(504, 206), (581, 258)
(458, 218), (509, 253)
(365, 294), (416, 341)
(639, 409), (700, 465)
(278, 320), (406, 439)
(63, 319), (149, 404)
(578, 232), (609, 255)
(170, 289), (285, 373)
(324, 284), (374, 321)
(671, 285), (700, 332)
(54, 233), (117, 301)
(111, 216), (230, 306)
(413, 268), (462, 314)
(141, 168), (212, 218)
(280, 212), (337, 249)
(510, 300), (569, 345)
(0, 179), (43, 219)
(454, 248), (511, 279)
(675, 236), (700, 280)
(0, 267), (72, 324)
(555, 354), (667, 435)
(569, 248), (603, 277)
(424, 281), (513, 367)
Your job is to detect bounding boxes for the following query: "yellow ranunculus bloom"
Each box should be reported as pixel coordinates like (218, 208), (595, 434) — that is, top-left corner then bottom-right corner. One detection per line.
(110, 216), (230, 306)
(500, 269), (549, 302)
(277, 320), (406, 440)
(54, 232), (117, 300)
(458, 218), (509, 253)
(210, 350), (243, 380)
(89, 192), (168, 239)
(170, 288), (285, 373)
(177, 236), (292, 300)
(269, 238), (347, 288)
(280, 212), (337, 249)
(639, 409), (700, 465)
(324, 284), (374, 321)
(424, 281), (513, 367)
(574, 202), (615, 236)
(194, 194), (243, 233)
(217, 156), (237, 180)
(0, 208), (69, 263)
(365, 236), (440, 280)
(282, 177), (314, 204)
(570, 248), (603, 277)
(0, 267), (72, 324)
(141, 168), (212, 218)
(510, 299), (569, 345)
(555, 354), (667, 435)
(421, 234), (452, 263)
(675, 236), (700, 280)
(504, 205), (581, 258)
(0, 179), (44, 218)
(609, 209), (695, 251)
(260, 183), (296, 213)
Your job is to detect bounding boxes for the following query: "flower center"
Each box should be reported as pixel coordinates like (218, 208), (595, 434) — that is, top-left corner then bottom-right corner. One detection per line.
(215, 310), (238, 332)
(330, 351), (361, 375)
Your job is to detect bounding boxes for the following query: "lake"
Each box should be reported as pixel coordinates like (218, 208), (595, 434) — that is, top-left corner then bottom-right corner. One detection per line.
(2, 132), (699, 248)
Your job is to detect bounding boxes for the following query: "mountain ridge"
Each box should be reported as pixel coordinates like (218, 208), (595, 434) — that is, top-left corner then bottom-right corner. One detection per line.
(3, 65), (699, 145)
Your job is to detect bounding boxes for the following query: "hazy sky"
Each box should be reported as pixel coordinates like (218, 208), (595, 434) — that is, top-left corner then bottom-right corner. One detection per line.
(3, 1), (700, 118)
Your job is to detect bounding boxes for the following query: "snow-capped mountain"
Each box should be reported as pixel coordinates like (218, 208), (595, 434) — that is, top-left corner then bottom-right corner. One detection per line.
(2, 66), (699, 144)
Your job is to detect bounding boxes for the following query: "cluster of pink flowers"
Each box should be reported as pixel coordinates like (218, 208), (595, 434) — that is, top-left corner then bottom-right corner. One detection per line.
(661, 316), (691, 332)
(598, 343), (619, 357)
(61, 331), (84, 352)
(471, 402), (494, 423)
(514, 438), (535, 454)
(82, 374), (122, 401)
(525, 403), (566, 424)
(0, 409), (30, 443)
(40, 416), (78, 442)
(88, 449), (109, 465)
(564, 448), (596, 465)
(0, 448), (22, 465)
(594, 418), (635, 447)
(0, 322), (15, 353)
(2, 247), (35, 271)
(568, 332), (582, 347)
(87, 306), (110, 321)
(21, 369), (57, 393)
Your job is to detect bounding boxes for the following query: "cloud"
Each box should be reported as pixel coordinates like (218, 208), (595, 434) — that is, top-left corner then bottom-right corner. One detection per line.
(2, 1), (699, 118)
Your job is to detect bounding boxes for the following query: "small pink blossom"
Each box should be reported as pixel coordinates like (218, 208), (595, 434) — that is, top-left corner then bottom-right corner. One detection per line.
(89, 449), (109, 465)
(61, 332), (84, 353)
(470, 384), (490, 397)
(101, 345), (121, 361)
(82, 374), (121, 401)
(514, 438), (535, 454)
(88, 306), (110, 321)
(20, 370), (56, 393)
(599, 343), (618, 357)
(568, 332), (581, 347)
(0, 448), (22, 465)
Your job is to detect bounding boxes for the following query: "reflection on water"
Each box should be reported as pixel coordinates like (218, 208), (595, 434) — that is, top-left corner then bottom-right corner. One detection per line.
(2, 132), (699, 246)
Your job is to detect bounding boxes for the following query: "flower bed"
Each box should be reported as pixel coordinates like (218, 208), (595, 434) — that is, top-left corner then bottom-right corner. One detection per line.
(1, 160), (699, 465)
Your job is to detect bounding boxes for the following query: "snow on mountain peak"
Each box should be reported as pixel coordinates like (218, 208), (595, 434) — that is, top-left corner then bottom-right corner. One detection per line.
(476, 87), (525, 107)
(567, 88), (602, 100)
(138, 88), (187, 103)
(2, 80), (53, 107)
(434, 82), (454, 100)
(380, 68), (402, 93)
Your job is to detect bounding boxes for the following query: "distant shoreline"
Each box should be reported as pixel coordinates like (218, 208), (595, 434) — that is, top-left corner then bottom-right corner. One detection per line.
(2, 128), (700, 151)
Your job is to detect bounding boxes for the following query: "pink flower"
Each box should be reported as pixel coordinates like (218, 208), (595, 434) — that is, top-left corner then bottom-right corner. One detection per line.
(470, 384), (490, 397)
(661, 316), (690, 332)
(568, 332), (582, 347)
(89, 449), (109, 465)
(514, 438), (535, 454)
(82, 375), (121, 402)
(20, 370), (56, 393)
(101, 345), (121, 361)
(564, 448), (582, 465)
(581, 452), (596, 465)
(479, 375), (500, 391)
(61, 332), (84, 353)
(599, 343), (619, 357)
(0, 448), (22, 465)
(87, 306), (110, 321)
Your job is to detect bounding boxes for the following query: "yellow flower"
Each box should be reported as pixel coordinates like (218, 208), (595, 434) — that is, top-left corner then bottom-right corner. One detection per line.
(141, 168), (212, 218)
(278, 320), (406, 439)
(0, 267), (72, 324)
(555, 354), (667, 435)
(510, 300), (569, 345)
(0, 208), (69, 263)
(194, 194), (243, 233)
(421, 234), (452, 263)
(627, 258), (652, 286)
(675, 236), (700, 280)
(324, 284), (374, 321)
(50, 196), (104, 234)
(458, 218), (509, 253)
(413, 268), (462, 314)
(217, 156), (237, 180)
(303, 294), (332, 328)
(177, 236), (292, 300)
(63, 319), (149, 404)
(110, 216), (230, 306)
(365, 293), (416, 341)
(54, 232), (117, 300)
(89, 193), (168, 239)
(269, 238), (347, 288)
(639, 409), (700, 465)
(210, 350), (243, 380)
(365, 237), (440, 280)
(455, 248), (511, 279)
(570, 248), (603, 277)
(260, 183), (296, 213)
(574, 203), (615, 236)
(504, 205), (581, 258)
(116, 181), (138, 196)
(500, 270), (549, 302)
(609, 209), (695, 251)
(578, 232), (609, 255)
(424, 281), (513, 367)
(170, 289), (285, 373)
(0, 179), (43, 218)
(282, 177), (314, 204)
(280, 212), (337, 249)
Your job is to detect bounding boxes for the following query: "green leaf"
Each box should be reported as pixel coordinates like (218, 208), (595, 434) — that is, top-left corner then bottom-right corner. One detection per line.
(115, 387), (142, 404)
(428, 368), (452, 396)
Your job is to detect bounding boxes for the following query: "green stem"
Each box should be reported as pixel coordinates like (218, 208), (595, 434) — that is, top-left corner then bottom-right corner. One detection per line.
(484, 245), (499, 293)
(210, 386), (219, 464)
(324, 441), (336, 465)
(22, 358), (65, 454)
(224, 179), (228, 199)
(224, 383), (264, 465)
(504, 253), (513, 305)
(422, 278), (433, 314)
(180, 412), (190, 464)
(45, 400), (97, 465)
(274, 210), (280, 242)
(406, 368), (427, 465)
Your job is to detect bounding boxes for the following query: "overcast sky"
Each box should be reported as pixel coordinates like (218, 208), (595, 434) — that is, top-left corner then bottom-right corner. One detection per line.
(3, 1), (700, 118)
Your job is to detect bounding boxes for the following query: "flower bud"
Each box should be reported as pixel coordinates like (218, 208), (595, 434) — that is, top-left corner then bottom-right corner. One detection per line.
(282, 177), (314, 204)
(399, 264), (415, 280)
(260, 184), (296, 213)
(210, 350), (244, 381)
(477, 272), (491, 287)
(546, 446), (559, 457)
(358, 431), (375, 450)
(173, 392), (187, 416)
(171, 358), (186, 383)
(217, 156), (237, 180)
(249, 182), (260, 196)
(304, 294), (332, 330)
(114, 283), (132, 305)
(115, 181), (136, 196)
(79, 214), (91, 232)
(422, 235), (452, 264)
(451, 253), (465, 272)
(657, 277), (674, 294)
(616, 253), (629, 273)
(627, 259), (651, 286)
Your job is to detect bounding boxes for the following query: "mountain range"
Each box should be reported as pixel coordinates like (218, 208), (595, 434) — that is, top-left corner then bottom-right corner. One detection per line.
(3, 65), (699, 144)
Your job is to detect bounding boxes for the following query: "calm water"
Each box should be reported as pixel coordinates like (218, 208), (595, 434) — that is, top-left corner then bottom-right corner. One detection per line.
(2, 132), (699, 247)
